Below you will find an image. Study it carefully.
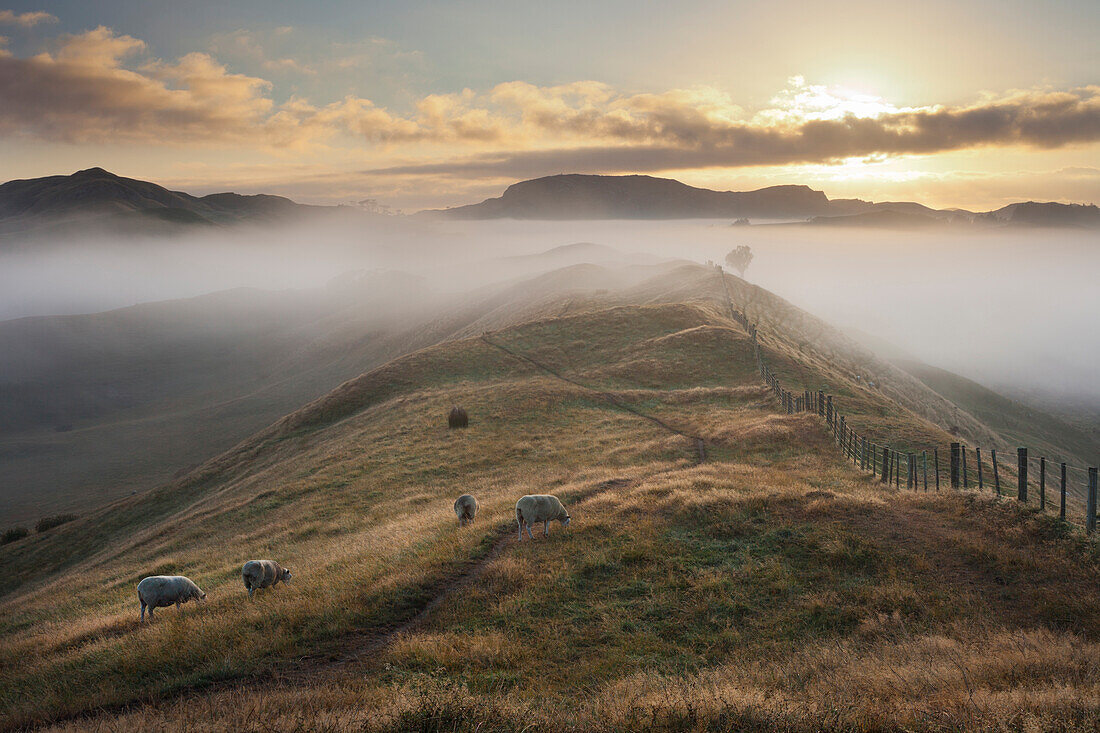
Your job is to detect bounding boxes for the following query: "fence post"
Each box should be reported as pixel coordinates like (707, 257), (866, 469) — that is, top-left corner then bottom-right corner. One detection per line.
(961, 445), (969, 489)
(934, 448), (941, 491)
(950, 443), (960, 489)
(1088, 467), (1097, 535)
(818, 391), (825, 417)
(1060, 463), (1067, 521)
(1017, 447), (1028, 502)
(909, 453), (916, 490)
(992, 449), (1001, 496)
(976, 446), (984, 490)
(880, 447), (890, 484)
(1040, 457), (1046, 510)
(826, 396), (833, 427)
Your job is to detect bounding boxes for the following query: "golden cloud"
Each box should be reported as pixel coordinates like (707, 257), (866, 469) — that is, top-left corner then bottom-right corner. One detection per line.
(0, 25), (1098, 170)
(0, 9), (56, 27)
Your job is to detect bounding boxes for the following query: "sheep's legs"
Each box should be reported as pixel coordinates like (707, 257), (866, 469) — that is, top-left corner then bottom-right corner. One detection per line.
(248, 586), (254, 599)
(140, 600), (146, 622)
(544, 521), (550, 536)
(525, 522), (535, 540)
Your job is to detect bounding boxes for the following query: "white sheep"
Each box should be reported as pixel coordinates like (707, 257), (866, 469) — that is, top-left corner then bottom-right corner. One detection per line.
(515, 494), (570, 540)
(137, 575), (206, 622)
(454, 494), (479, 526)
(241, 559), (292, 598)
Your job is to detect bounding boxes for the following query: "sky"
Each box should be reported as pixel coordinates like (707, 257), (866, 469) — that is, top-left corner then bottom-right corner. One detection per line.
(0, 0), (1098, 211)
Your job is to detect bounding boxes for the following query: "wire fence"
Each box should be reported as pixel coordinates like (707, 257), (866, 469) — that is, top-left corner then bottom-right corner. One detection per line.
(714, 267), (1099, 535)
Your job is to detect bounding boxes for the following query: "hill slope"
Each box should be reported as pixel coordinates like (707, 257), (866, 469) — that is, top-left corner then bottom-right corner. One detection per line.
(1, 263), (1097, 731)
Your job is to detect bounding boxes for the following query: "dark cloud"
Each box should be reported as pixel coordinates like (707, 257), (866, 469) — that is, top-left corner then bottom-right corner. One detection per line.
(362, 88), (1100, 179)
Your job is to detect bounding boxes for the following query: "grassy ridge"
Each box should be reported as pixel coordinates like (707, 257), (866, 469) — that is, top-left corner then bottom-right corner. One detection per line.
(1, 266), (1098, 730)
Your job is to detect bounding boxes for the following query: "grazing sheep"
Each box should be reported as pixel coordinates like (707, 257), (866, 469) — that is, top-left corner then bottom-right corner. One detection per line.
(515, 494), (570, 540)
(137, 575), (206, 622)
(454, 494), (479, 526)
(241, 559), (292, 599)
(448, 406), (468, 429)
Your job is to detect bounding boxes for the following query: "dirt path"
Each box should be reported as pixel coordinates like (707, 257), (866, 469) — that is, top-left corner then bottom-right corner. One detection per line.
(281, 476), (638, 680)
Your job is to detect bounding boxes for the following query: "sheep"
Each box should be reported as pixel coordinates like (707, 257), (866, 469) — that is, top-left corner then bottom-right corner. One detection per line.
(241, 559), (292, 599)
(137, 575), (206, 622)
(515, 494), (570, 540)
(454, 494), (479, 526)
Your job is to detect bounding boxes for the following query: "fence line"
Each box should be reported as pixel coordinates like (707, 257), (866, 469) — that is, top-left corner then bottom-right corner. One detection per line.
(714, 267), (1098, 535)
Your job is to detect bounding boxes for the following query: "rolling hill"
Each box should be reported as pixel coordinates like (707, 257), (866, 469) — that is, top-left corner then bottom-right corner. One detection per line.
(0, 253), (691, 524)
(428, 174), (834, 220)
(1, 262), (1097, 731)
(0, 167), (327, 237)
(423, 173), (1099, 227)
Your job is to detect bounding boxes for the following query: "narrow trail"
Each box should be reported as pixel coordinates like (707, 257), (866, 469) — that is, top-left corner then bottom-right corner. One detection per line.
(283, 476), (637, 679)
(481, 333), (708, 462)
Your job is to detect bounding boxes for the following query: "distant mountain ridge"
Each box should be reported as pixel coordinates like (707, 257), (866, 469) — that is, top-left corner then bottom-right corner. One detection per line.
(0, 167), (325, 236)
(3, 169), (1097, 233)
(425, 173), (1100, 227)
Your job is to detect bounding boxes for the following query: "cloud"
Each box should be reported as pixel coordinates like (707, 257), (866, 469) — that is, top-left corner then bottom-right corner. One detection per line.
(356, 86), (1100, 178)
(0, 9), (56, 27)
(0, 26), (284, 145)
(0, 23), (1098, 171)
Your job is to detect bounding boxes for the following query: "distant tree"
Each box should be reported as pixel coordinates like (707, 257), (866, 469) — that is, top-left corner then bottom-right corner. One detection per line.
(725, 245), (754, 277)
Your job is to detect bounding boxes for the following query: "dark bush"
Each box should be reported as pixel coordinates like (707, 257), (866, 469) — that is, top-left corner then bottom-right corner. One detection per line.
(448, 406), (468, 429)
(35, 513), (78, 533)
(1, 526), (29, 545)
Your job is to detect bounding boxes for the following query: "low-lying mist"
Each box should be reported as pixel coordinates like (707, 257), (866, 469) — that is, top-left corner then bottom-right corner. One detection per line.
(2, 217), (1098, 408)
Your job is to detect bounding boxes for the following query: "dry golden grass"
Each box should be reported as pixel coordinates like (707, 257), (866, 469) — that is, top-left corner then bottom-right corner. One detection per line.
(2, 266), (1098, 731)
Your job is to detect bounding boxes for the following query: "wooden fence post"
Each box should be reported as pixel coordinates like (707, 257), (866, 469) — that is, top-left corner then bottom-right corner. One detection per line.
(1017, 447), (1028, 502)
(818, 391), (825, 417)
(934, 448), (940, 491)
(1060, 462), (1067, 521)
(992, 449), (1001, 496)
(1040, 457), (1046, 510)
(950, 443), (960, 489)
(880, 447), (890, 484)
(909, 453), (917, 490)
(1088, 467), (1097, 535)
(976, 447), (984, 490)
(961, 445), (969, 489)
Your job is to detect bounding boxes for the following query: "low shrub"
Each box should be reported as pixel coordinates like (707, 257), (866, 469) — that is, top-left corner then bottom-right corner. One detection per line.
(35, 514), (78, 533)
(1, 526), (29, 545)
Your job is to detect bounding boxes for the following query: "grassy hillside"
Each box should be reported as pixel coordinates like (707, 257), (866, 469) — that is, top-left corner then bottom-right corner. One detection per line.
(1, 264), (1097, 731)
(0, 262), (685, 523)
(894, 358), (1100, 467)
